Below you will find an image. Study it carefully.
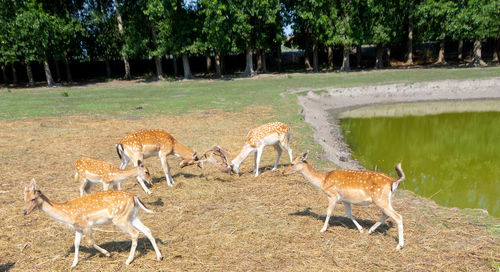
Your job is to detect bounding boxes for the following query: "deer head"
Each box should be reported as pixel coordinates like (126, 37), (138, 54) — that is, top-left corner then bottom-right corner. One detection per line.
(24, 179), (43, 215)
(283, 151), (309, 176)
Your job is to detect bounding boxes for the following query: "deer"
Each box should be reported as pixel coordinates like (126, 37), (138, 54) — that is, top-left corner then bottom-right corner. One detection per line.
(116, 129), (201, 187)
(229, 122), (293, 177)
(74, 156), (153, 196)
(283, 151), (406, 249)
(23, 179), (163, 268)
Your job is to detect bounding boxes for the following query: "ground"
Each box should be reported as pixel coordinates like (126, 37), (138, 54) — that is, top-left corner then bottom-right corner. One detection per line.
(1, 102), (498, 271)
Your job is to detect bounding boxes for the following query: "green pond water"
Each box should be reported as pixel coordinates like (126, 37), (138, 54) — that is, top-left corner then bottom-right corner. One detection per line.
(338, 102), (500, 217)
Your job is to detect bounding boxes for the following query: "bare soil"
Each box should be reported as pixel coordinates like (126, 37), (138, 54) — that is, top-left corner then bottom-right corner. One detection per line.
(0, 106), (498, 271)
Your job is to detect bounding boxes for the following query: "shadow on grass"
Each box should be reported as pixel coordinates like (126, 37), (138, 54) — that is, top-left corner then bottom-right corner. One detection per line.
(0, 262), (15, 271)
(65, 238), (164, 260)
(290, 207), (393, 234)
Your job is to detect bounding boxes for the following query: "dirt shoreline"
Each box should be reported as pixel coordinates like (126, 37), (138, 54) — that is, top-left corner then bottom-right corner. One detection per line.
(296, 77), (500, 170)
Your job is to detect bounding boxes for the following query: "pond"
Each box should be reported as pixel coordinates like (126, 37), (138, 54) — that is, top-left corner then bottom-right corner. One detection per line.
(338, 100), (500, 217)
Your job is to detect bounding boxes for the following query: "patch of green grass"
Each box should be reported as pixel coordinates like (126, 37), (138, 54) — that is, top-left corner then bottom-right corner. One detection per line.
(1, 67), (499, 120)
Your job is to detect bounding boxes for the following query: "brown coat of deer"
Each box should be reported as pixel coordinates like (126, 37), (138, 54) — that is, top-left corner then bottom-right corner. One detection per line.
(23, 179), (162, 268)
(230, 122), (293, 177)
(283, 152), (406, 249)
(74, 156), (153, 195)
(116, 129), (200, 187)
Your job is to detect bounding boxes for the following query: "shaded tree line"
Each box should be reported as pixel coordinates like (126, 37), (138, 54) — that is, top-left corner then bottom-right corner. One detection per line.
(0, 0), (498, 86)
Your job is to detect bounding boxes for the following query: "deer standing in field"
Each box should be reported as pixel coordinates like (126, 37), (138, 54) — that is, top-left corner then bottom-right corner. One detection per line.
(230, 122), (293, 177)
(283, 152), (406, 249)
(74, 156), (153, 195)
(23, 179), (163, 268)
(116, 129), (201, 187)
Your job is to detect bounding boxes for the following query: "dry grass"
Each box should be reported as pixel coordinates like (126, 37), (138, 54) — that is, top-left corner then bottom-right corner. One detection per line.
(0, 109), (498, 271)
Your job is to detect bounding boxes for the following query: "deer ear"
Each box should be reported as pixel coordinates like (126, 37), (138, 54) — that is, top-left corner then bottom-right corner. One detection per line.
(137, 160), (143, 167)
(192, 151), (198, 160)
(29, 178), (37, 190)
(301, 151), (309, 162)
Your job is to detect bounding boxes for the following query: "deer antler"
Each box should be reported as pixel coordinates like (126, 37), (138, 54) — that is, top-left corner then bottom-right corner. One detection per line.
(198, 145), (232, 173)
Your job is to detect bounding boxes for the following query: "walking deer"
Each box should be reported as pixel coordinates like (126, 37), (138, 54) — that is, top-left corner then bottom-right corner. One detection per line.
(283, 152), (406, 249)
(116, 129), (201, 186)
(74, 156), (153, 195)
(230, 122), (293, 177)
(23, 179), (163, 268)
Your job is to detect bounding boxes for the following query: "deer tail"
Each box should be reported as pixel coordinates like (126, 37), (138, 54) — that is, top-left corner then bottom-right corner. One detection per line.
(392, 162), (405, 192)
(134, 196), (154, 214)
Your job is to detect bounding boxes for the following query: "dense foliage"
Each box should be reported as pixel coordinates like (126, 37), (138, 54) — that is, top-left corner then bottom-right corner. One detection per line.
(0, 0), (498, 85)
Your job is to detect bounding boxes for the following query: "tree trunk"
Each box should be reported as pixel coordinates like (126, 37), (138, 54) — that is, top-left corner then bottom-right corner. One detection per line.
(114, 0), (131, 79)
(406, 1), (414, 65)
(150, 24), (163, 80)
(215, 49), (221, 78)
(457, 39), (464, 63)
(435, 39), (446, 64)
(173, 55), (178, 76)
(1, 64), (7, 85)
(43, 60), (55, 87)
(341, 45), (351, 72)
(25, 60), (34, 87)
(385, 46), (391, 67)
(205, 53), (212, 74)
(105, 60), (112, 78)
(182, 53), (193, 79)
(327, 46), (334, 69)
(64, 54), (73, 82)
(54, 60), (61, 82)
(122, 56), (131, 79)
(11, 63), (18, 85)
(312, 43), (318, 72)
(261, 49), (267, 73)
(375, 44), (384, 69)
(256, 49), (263, 73)
(304, 48), (312, 71)
(469, 39), (487, 67)
(275, 46), (282, 73)
(492, 35), (499, 63)
(154, 56), (163, 80)
(356, 45), (362, 68)
(243, 48), (255, 77)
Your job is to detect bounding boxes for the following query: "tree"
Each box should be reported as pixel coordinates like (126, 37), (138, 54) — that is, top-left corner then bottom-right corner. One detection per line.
(113, 0), (131, 79)
(415, 0), (457, 64)
(366, 0), (405, 68)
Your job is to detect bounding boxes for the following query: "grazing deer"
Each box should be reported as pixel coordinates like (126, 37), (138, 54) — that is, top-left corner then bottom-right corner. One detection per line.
(74, 156), (153, 195)
(116, 129), (201, 187)
(283, 152), (406, 249)
(230, 122), (293, 177)
(23, 179), (163, 268)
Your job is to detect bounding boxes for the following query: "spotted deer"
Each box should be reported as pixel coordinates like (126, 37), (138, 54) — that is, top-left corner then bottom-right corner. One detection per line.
(74, 156), (153, 195)
(230, 122), (293, 177)
(23, 179), (163, 268)
(116, 129), (201, 187)
(283, 152), (406, 249)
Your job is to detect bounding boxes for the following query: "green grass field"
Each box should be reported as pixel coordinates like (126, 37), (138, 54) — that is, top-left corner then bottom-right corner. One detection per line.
(1, 67), (499, 119)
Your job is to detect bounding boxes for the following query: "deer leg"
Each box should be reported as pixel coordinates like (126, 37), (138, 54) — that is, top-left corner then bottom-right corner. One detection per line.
(159, 153), (174, 186)
(71, 230), (83, 268)
(272, 144), (282, 170)
(102, 182), (110, 191)
(252, 152), (257, 173)
(381, 207), (404, 250)
(344, 203), (364, 233)
(131, 217), (163, 261)
(136, 177), (152, 194)
(368, 212), (388, 234)
(85, 228), (110, 257)
(79, 178), (88, 196)
(321, 197), (338, 232)
(254, 147), (264, 177)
